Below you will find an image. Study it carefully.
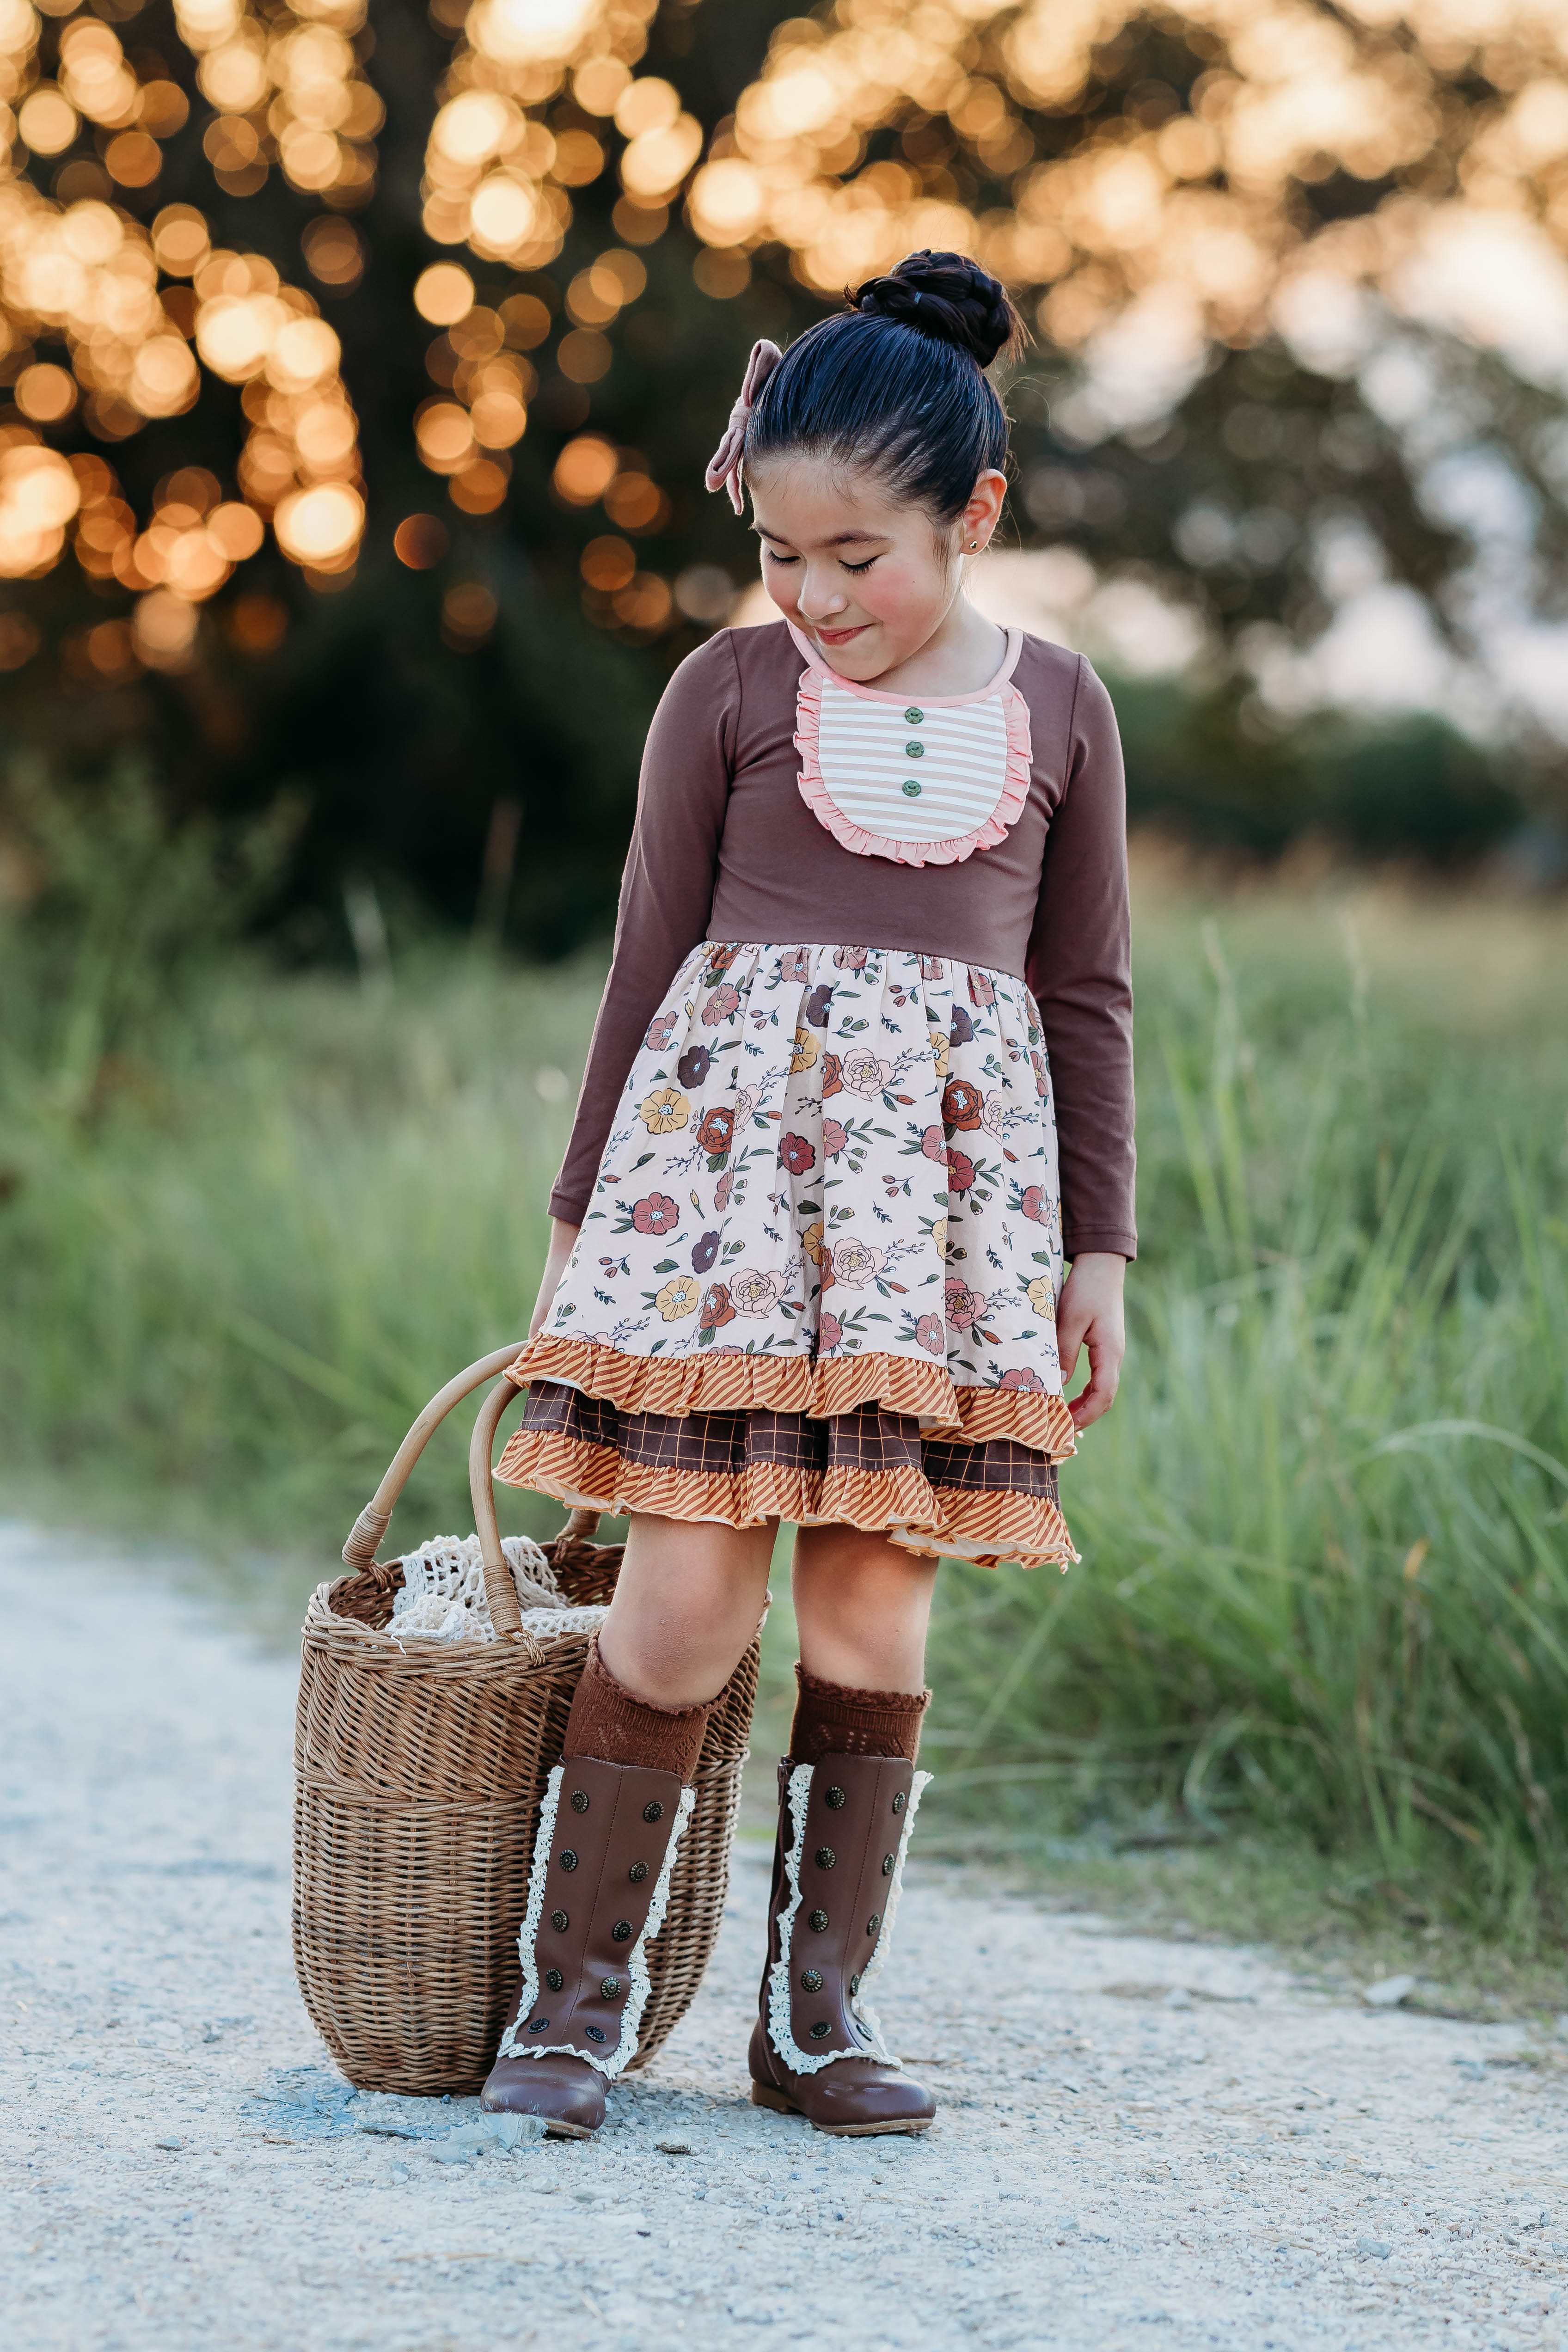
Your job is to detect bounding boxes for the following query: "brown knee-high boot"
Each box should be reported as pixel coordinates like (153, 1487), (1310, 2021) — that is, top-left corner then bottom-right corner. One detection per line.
(747, 1667), (936, 2136)
(481, 1639), (713, 2138)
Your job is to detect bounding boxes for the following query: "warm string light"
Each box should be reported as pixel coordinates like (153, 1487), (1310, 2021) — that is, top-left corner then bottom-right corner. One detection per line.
(685, 0), (1568, 350)
(0, 0), (373, 647)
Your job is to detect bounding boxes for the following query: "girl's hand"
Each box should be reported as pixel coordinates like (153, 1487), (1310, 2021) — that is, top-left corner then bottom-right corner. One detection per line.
(529, 1219), (580, 1340)
(1057, 1251), (1126, 1431)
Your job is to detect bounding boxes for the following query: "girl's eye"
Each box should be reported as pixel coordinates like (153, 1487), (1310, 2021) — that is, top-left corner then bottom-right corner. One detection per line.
(842, 556), (878, 575)
(763, 548), (800, 566)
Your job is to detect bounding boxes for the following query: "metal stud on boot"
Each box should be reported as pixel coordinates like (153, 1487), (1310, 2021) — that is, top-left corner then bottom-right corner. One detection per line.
(481, 1755), (692, 2138)
(748, 1752), (935, 2136)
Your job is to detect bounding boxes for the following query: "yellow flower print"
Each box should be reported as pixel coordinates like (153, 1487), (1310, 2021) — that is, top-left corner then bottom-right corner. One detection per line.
(801, 1220), (827, 1265)
(789, 1027), (819, 1073)
(931, 1216), (948, 1254)
(639, 1086), (690, 1135)
(929, 1028), (950, 1079)
(1027, 1275), (1056, 1320)
(655, 1273), (700, 1321)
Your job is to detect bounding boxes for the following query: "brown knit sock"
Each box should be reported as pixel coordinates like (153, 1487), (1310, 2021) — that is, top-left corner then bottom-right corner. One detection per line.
(789, 1664), (931, 1767)
(562, 1636), (714, 1785)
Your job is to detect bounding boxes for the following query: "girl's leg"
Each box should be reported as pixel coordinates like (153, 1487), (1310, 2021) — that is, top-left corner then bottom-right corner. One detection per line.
(482, 1510), (772, 2136)
(747, 1522), (939, 2137)
(790, 1523), (937, 1698)
(596, 1511), (777, 1706)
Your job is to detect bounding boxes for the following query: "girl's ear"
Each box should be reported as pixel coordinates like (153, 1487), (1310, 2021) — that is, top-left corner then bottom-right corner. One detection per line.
(957, 468), (1008, 557)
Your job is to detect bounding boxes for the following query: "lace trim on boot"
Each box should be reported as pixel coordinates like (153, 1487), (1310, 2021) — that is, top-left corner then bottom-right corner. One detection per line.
(498, 1764), (696, 2081)
(765, 1762), (931, 2076)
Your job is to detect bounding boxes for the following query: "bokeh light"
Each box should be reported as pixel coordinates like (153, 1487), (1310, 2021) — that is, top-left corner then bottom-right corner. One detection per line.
(394, 512), (449, 569)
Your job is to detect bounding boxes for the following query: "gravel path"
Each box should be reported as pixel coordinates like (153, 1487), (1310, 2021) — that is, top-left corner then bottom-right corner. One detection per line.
(6, 1520), (1568, 2352)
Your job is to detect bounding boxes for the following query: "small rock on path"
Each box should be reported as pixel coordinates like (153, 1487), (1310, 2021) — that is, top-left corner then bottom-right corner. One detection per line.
(3, 1522), (1567, 2351)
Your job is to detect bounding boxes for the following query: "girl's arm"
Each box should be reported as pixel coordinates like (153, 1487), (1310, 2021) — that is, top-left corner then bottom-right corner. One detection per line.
(1024, 655), (1135, 1429)
(548, 633), (741, 1226)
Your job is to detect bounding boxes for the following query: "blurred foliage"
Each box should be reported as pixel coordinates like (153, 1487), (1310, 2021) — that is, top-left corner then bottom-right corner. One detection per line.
(7, 824), (1568, 1937)
(0, 0), (1564, 941)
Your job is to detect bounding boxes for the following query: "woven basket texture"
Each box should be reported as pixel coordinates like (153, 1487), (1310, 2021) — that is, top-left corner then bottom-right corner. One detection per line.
(292, 1530), (759, 2096)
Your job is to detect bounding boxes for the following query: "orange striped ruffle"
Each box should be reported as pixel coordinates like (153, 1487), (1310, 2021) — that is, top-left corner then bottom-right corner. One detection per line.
(496, 1427), (1078, 1574)
(505, 1333), (1077, 1464)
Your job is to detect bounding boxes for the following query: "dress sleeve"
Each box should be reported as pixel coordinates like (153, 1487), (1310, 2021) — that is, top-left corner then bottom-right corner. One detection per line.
(1024, 656), (1137, 1260)
(548, 634), (739, 1223)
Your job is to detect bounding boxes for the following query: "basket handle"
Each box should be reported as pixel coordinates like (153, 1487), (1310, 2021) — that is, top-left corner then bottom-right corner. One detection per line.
(342, 1343), (545, 1660)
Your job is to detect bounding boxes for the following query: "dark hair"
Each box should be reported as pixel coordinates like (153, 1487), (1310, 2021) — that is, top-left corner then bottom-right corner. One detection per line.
(744, 251), (1025, 526)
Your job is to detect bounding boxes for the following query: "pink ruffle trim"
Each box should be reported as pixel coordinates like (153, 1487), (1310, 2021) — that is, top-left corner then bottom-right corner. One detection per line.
(792, 667), (1033, 868)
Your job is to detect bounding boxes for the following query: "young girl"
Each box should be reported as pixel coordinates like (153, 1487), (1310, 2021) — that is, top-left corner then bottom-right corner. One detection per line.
(480, 250), (1134, 2139)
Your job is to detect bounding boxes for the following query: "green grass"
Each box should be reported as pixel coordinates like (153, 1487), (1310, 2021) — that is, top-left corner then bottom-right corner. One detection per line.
(6, 826), (1568, 1958)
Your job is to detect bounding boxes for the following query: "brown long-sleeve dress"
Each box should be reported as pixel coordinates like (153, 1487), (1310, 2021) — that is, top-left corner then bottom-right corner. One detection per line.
(497, 618), (1135, 1569)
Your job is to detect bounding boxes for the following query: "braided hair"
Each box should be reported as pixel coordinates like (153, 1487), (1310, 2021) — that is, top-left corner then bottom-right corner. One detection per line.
(744, 250), (1025, 526)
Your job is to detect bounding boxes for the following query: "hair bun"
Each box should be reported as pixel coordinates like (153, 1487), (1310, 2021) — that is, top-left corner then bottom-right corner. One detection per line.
(851, 250), (1023, 370)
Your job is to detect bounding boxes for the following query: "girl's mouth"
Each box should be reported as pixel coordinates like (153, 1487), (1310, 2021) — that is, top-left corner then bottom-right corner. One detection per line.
(812, 622), (869, 648)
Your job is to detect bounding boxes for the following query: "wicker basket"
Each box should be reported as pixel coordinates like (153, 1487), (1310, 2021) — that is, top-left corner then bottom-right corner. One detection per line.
(292, 1345), (758, 2096)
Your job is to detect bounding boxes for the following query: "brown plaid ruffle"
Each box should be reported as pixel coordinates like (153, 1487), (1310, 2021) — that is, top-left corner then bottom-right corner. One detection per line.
(501, 1381), (1075, 1571)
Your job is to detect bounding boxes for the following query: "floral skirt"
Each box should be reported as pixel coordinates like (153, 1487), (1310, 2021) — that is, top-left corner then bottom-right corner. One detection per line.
(499, 939), (1078, 1569)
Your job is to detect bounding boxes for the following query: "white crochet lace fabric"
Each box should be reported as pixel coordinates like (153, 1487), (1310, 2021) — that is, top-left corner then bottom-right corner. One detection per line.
(387, 1534), (601, 1645)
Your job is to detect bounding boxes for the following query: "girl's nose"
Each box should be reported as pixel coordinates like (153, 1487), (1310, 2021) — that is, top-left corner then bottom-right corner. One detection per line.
(799, 573), (847, 620)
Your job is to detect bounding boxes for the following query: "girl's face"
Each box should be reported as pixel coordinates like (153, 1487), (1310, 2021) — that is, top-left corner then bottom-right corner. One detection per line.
(747, 456), (1005, 681)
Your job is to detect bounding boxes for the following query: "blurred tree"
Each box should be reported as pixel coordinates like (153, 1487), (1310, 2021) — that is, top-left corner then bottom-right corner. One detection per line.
(0, 0), (1563, 944)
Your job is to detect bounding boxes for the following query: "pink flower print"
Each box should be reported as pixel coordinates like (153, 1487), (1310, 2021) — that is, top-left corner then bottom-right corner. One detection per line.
(631, 1192), (680, 1235)
(915, 1312), (945, 1356)
(1019, 1184), (1047, 1224)
(714, 1170), (734, 1211)
(832, 1236), (886, 1289)
(779, 948), (810, 983)
(919, 956), (945, 980)
(702, 983), (740, 1025)
(980, 1091), (1008, 1140)
(818, 1311), (843, 1353)
(822, 1117), (849, 1159)
(999, 1366), (1046, 1391)
(645, 1011), (677, 1051)
(732, 1084), (760, 1131)
(839, 1046), (894, 1099)
(833, 945), (869, 969)
(921, 1125), (946, 1162)
(1031, 1049), (1049, 1098)
(944, 1277), (986, 1329)
(946, 1145), (975, 1194)
(780, 1131), (816, 1176)
(731, 1266), (790, 1318)
(968, 968), (996, 1006)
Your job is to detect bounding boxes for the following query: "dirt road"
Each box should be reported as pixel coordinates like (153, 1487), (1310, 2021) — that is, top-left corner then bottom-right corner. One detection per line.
(4, 1520), (1566, 2351)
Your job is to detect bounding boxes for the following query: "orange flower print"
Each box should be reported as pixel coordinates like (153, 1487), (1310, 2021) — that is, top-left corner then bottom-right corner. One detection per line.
(801, 1220), (827, 1265)
(699, 1281), (736, 1331)
(790, 1028), (820, 1073)
(942, 1078), (983, 1131)
(695, 1105), (735, 1158)
(704, 944), (740, 979)
(1020, 1184), (1048, 1224)
(820, 1050), (842, 1095)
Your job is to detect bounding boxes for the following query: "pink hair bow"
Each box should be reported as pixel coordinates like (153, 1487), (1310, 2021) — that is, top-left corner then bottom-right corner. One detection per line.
(704, 337), (783, 514)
